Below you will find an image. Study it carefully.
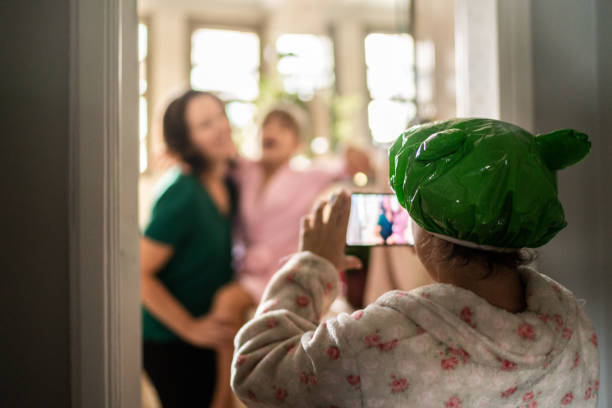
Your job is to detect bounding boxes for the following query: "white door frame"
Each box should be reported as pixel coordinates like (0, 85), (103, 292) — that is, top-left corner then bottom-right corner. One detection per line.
(454, 0), (534, 130)
(69, 0), (140, 406)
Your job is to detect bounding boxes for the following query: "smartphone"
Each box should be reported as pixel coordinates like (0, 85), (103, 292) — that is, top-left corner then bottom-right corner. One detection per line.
(346, 193), (414, 246)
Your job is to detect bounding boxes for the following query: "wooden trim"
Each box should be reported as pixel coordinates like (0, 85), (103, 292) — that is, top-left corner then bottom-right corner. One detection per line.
(188, 18), (262, 34)
(454, 0), (534, 125)
(454, 0), (501, 118)
(69, 0), (140, 406)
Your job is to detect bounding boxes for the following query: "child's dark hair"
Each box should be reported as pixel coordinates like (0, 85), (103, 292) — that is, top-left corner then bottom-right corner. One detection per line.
(419, 232), (536, 277)
(262, 109), (300, 139)
(162, 90), (225, 174)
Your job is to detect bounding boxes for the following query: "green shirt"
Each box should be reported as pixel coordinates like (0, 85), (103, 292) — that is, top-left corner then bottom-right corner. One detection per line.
(143, 169), (234, 342)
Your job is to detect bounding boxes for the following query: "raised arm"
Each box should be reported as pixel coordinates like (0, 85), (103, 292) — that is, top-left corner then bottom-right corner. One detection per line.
(307, 146), (372, 183)
(231, 192), (364, 407)
(232, 252), (367, 407)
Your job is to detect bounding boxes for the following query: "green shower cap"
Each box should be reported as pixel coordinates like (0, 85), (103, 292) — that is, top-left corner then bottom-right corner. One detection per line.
(389, 118), (590, 249)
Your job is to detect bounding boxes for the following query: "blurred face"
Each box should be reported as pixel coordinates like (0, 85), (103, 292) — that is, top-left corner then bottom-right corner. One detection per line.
(184, 94), (236, 164)
(261, 119), (299, 166)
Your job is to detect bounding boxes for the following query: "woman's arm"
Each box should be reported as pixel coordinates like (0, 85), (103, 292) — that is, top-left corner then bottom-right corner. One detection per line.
(141, 237), (235, 347)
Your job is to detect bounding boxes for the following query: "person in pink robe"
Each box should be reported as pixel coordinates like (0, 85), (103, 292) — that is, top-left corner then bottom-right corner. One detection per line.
(232, 109), (370, 302)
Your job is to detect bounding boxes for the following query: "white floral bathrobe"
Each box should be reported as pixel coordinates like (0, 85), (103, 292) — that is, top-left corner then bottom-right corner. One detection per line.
(231, 252), (600, 407)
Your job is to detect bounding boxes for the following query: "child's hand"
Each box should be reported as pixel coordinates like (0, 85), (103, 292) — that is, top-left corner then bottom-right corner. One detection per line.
(299, 190), (362, 271)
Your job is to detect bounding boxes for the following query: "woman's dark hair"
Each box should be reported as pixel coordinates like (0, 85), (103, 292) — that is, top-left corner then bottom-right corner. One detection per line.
(262, 109), (300, 139)
(162, 90), (225, 174)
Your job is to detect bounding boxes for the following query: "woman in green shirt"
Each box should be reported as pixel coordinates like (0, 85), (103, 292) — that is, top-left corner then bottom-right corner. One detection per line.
(141, 90), (240, 407)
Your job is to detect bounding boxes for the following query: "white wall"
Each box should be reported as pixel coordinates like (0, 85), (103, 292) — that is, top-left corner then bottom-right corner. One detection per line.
(456, 1), (611, 406)
(414, 0), (456, 120)
(530, 1), (611, 406)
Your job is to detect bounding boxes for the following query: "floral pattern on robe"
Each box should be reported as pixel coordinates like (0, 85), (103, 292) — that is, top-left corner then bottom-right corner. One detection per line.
(231, 252), (599, 408)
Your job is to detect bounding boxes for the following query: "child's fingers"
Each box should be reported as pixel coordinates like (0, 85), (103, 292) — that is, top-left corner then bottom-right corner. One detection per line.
(339, 193), (351, 228)
(301, 215), (312, 233)
(313, 200), (326, 227)
(330, 190), (350, 225)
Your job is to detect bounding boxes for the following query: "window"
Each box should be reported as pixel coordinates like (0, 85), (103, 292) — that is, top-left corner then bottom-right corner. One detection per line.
(190, 27), (260, 157)
(365, 32), (416, 144)
(276, 34), (335, 159)
(276, 34), (335, 101)
(138, 22), (150, 173)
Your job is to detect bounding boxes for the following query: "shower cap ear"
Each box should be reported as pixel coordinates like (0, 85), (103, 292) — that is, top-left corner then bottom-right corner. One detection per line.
(415, 128), (467, 162)
(389, 118), (590, 249)
(536, 129), (591, 170)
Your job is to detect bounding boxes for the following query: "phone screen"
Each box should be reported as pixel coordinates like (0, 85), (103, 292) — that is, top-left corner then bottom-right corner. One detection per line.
(346, 193), (414, 246)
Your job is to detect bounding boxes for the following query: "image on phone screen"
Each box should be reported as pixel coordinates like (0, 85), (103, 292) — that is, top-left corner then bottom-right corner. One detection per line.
(346, 193), (414, 246)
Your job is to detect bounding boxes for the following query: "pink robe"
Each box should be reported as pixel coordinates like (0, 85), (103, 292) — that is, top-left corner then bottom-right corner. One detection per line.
(233, 159), (346, 301)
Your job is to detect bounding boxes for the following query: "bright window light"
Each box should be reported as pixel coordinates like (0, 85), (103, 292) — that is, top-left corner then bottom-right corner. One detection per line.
(368, 99), (416, 144)
(310, 136), (330, 155)
(289, 154), (312, 171)
(138, 24), (148, 62)
(365, 32), (416, 144)
(226, 102), (256, 128)
(191, 29), (260, 101)
(276, 34), (334, 100)
(353, 172), (369, 187)
(138, 23), (149, 173)
(139, 96), (148, 141)
(190, 28), (261, 158)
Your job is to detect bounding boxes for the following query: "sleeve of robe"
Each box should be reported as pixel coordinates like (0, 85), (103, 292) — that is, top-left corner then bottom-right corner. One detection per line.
(230, 252), (368, 407)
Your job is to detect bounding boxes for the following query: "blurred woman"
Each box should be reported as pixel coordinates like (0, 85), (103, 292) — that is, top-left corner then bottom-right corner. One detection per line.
(141, 90), (240, 407)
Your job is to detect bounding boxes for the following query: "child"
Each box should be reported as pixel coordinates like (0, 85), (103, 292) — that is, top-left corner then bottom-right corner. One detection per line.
(233, 108), (370, 302)
(230, 119), (599, 407)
